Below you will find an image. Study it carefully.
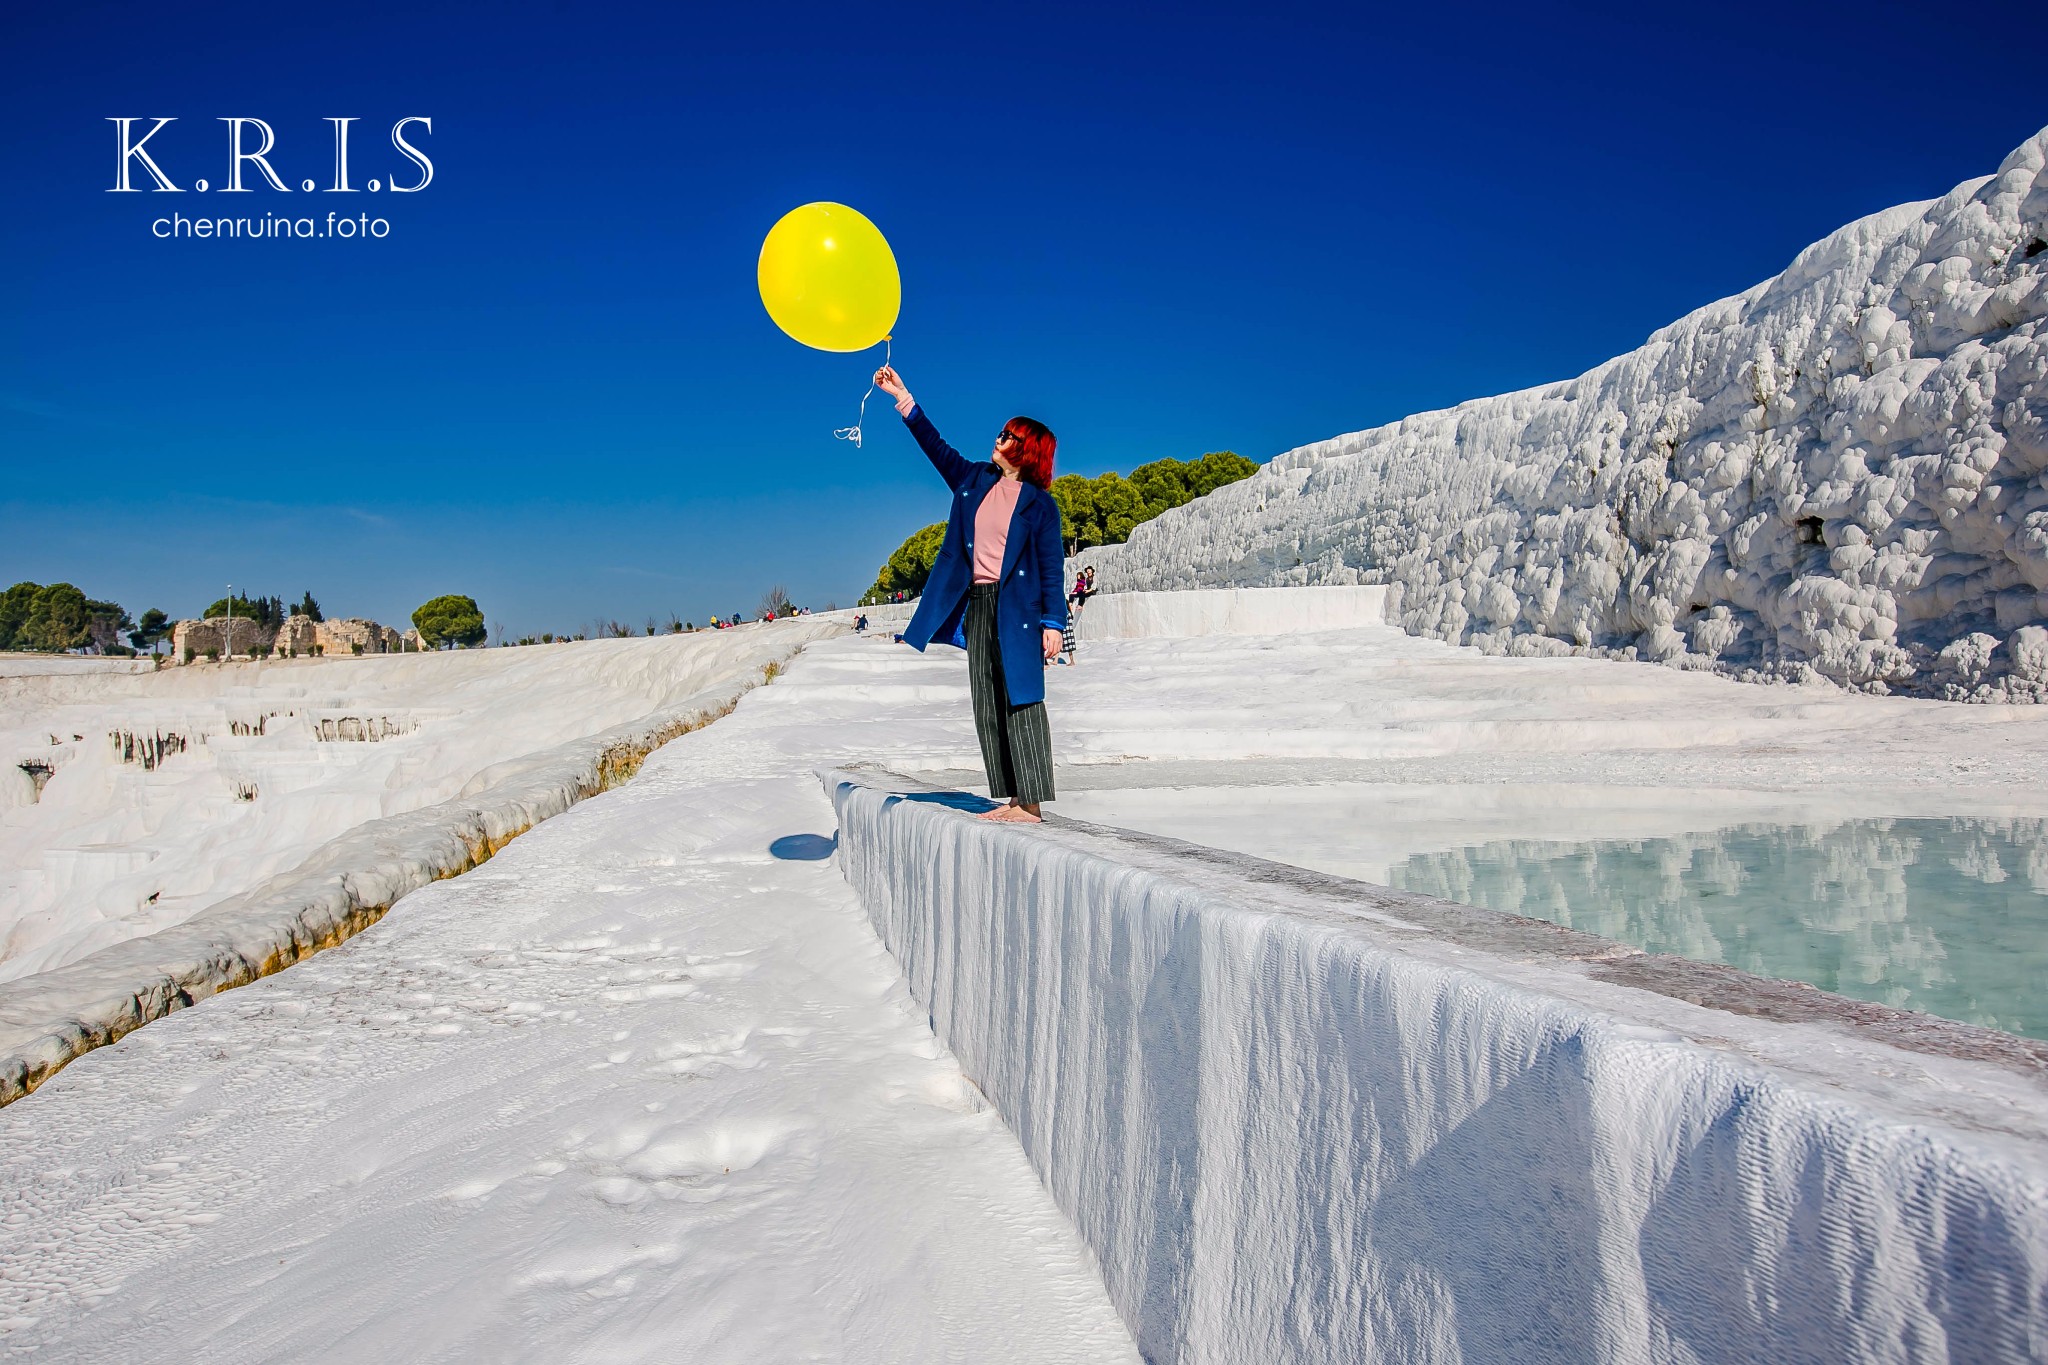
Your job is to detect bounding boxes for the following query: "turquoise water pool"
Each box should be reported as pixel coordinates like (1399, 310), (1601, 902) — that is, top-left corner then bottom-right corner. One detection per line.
(1386, 817), (2048, 1039)
(1056, 784), (2048, 1040)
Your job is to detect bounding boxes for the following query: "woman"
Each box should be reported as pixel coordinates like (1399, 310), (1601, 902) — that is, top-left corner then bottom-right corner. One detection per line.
(874, 364), (1066, 824)
(1069, 564), (1096, 610)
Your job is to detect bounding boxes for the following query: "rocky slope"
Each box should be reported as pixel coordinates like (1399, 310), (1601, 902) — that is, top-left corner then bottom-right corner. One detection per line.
(1093, 129), (2048, 698)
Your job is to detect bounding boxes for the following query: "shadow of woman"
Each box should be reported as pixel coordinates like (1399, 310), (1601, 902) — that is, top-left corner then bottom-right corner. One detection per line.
(768, 833), (838, 860)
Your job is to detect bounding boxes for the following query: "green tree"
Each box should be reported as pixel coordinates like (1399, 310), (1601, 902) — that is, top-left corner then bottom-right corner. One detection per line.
(83, 599), (134, 653)
(295, 591), (324, 622)
(22, 583), (90, 651)
(1187, 450), (1258, 497)
(863, 451), (1260, 601)
(130, 607), (171, 652)
(204, 594), (288, 629)
(413, 594), (487, 649)
(204, 594), (262, 622)
(0, 582), (41, 651)
(860, 521), (946, 604)
(1049, 451), (1258, 552)
(1054, 471), (1151, 548)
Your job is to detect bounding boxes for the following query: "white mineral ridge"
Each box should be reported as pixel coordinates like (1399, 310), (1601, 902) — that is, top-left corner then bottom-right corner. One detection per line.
(0, 633), (1139, 1362)
(1090, 128), (2048, 698)
(0, 627), (829, 984)
(831, 769), (2048, 1363)
(0, 655), (152, 678)
(7, 610), (2048, 1358)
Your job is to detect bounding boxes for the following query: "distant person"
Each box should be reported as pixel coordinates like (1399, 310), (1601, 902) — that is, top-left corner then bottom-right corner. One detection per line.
(854, 614), (868, 633)
(873, 364), (1067, 824)
(1068, 565), (1096, 611)
(1064, 565), (1096, 663)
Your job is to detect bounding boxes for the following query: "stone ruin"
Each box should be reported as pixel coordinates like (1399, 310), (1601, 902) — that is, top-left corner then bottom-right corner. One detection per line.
(277, 615), (406, 658)
(171, 613), (408, 662)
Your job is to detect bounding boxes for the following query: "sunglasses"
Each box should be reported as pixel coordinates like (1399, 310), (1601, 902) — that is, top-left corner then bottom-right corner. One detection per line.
(995, 430), (1021, 446)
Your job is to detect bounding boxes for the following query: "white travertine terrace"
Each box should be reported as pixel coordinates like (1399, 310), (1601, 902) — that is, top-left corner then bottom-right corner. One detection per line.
(831, 765), (2048, 1363)
(1088, 130), (2048, 699)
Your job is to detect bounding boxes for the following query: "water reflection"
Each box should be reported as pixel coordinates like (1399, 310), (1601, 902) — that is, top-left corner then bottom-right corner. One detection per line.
(1383, 818), (2048, 1039)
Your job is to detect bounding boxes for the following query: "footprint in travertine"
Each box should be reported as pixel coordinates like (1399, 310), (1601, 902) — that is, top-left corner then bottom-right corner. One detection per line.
(571, 1117), (664, 1165)
(596, 950), (762, 1004)
(645, 1028), (761, 1077)
(443, 1170), (522, 1201)
(519, 1238), (683, 1293)
(572, 1113), (792, 1184)
(588, 1176), (651, 1206)
(511, 933), (629, 963)
(911, 1069), (990, 1115)
(676, 961), (752, 983)
(598, 979), (698, 1004)
(620, 1119), (790, 1182)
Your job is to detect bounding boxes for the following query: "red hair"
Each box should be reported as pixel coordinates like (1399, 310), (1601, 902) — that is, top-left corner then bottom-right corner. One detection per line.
(1003, 416), (1056, 489)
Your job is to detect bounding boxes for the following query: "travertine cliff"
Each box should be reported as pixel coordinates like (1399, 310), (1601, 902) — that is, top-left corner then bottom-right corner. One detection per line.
(1092, 129), (2048, 699)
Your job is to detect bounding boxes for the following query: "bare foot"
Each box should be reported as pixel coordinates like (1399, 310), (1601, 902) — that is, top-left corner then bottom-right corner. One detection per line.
(977, 804), (1043, 824)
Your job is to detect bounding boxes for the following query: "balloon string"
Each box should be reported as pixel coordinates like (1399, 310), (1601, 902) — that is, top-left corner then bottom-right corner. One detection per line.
(832, 336), (891, 448)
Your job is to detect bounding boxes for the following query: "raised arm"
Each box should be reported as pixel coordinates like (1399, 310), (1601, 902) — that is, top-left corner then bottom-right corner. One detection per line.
(874, 365), (976, 491)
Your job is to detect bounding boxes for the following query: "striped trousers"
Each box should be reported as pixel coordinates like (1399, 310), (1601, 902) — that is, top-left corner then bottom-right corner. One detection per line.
(965, 583), (1055, 805)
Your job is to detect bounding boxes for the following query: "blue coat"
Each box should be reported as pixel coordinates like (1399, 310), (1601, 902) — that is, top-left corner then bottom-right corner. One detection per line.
(898, 405), (1069, 707)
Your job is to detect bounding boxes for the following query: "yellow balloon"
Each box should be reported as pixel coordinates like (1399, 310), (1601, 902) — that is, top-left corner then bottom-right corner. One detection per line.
(757, 202), (901, 352)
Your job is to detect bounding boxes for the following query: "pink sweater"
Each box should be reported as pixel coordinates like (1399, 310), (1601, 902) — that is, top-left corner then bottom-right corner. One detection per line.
(972, 478), (1023, 583)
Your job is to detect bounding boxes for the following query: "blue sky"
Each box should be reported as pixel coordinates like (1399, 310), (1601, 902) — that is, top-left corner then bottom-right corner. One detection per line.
(4, 0), (2044, 635)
